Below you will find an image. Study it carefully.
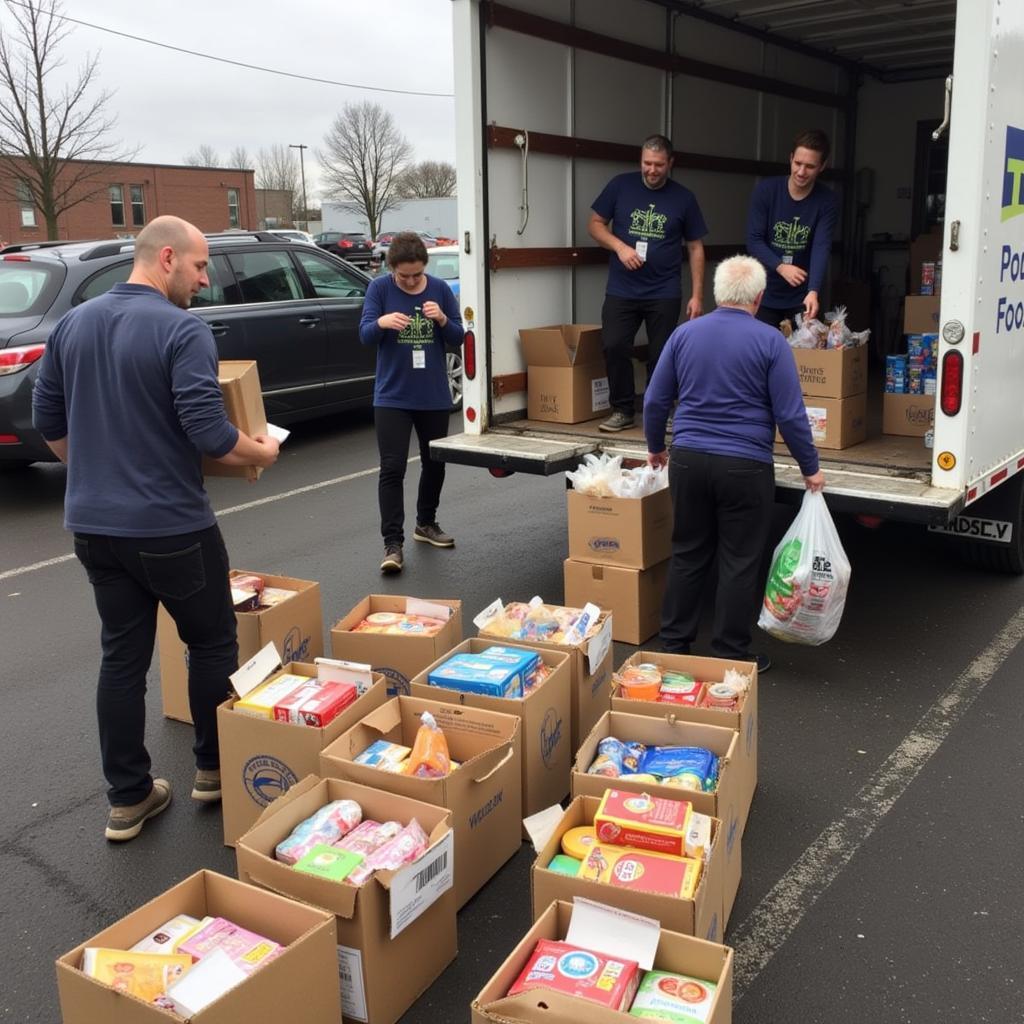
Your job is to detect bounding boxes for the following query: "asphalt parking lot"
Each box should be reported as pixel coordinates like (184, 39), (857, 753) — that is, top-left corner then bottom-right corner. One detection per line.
(2, 409), (1021, 1023)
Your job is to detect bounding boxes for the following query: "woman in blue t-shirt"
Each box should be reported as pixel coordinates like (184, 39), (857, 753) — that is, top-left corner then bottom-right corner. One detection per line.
(359, 232), (464, 574)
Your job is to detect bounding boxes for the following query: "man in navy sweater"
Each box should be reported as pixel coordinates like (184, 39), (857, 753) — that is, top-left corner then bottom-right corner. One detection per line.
(33, 216), (279, 841)
(589, 134), (707, 433)
(746, 129), (837, 328)
(644, 255), (825, 672)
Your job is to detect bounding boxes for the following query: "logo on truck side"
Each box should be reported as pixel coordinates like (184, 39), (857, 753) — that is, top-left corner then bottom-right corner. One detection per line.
(1002, 125), (1024, 222)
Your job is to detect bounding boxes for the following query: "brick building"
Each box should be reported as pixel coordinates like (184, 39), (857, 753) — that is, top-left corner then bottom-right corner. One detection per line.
(0, 158), (257, 244)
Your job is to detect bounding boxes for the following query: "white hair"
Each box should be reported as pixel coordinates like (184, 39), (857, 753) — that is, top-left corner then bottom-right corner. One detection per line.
(713, 255), (767, 307)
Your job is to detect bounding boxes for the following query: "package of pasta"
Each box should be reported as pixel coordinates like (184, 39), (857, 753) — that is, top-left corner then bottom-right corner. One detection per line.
(275, 799), (363, 864)
(348, 818), (429, 884)
(406, 711), (452, 778)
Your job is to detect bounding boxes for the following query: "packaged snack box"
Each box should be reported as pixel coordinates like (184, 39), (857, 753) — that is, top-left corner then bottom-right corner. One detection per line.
(595, 789), (692, 857)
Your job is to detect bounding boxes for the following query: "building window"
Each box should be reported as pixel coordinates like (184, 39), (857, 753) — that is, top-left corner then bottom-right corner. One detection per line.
(130, 185), (145, 227)
(16, 181), (35, 227)
(110, 185), (125, 226)
(227, 188), (240, 228)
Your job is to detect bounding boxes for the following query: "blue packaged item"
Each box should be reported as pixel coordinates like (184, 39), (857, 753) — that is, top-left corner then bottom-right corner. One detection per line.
(640, 745), (719, 792)
(427, 649), (537, 698)
(478, 645), (541, 685)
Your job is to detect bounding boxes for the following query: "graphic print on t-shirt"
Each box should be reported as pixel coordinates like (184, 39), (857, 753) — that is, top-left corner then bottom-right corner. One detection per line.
(397, 309), (435, 346)
(772, 216), (811, 255)
(629, 203), (669, 241)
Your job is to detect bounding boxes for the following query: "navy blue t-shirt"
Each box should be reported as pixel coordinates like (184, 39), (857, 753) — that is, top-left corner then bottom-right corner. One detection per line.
(746, 177), (837, 310)
(592, 172), (708, 301)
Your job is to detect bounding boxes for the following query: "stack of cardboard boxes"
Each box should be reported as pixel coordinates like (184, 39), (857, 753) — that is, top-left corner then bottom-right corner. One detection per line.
(786, 341), (869, 450)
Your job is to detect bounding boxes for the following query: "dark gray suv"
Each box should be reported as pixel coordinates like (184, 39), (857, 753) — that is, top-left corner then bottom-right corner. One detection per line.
(0, 232), (462, 467)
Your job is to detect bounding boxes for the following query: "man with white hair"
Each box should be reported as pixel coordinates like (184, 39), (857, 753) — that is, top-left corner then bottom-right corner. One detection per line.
(643, 254), (825, 672)
(33, 215), (280, 841)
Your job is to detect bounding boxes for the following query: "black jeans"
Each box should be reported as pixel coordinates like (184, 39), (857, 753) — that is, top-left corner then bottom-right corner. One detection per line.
(661, 448), (775, 659)
(73, 525), (238, 806)
(756, 305), (804, 329)
(601, 295), (681, 414)
(376, 406), (450, 546)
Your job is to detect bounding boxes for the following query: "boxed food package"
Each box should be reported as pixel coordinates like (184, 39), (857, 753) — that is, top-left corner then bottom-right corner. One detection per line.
(330, 595), (462, 696)
(202, 361), (268, 481)
(883, 392), (936, 436)
(55, 871), (339, 1024)
(158, 570), (323, 724)
(217, 643), (388, 847)
(563, 558), (668, 645)
(471, 899), (733, 1024)
(789, 343), (868, 399)
(476, 599), (614, 750)
(567, 488), (672, 570)
(520, 324), (610, 424)
(236, 776), (457, 1024)
(410, 638), (573, 821)
(319, 695), (522, 908)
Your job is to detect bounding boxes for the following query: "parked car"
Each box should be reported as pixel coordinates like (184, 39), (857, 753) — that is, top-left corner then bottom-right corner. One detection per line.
(0, 231), (462, 467)
(314, 231), (374, 265)
(372, 230), (439, 260)
(426, 245), (461, 303)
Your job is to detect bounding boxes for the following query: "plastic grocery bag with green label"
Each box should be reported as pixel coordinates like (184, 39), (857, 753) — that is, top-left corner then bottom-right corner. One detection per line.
(758, 490), (851, 645)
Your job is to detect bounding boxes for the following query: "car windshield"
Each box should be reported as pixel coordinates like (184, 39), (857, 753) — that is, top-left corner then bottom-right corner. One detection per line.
(427, 252), (459, 281)
(0, 262), (62, 316)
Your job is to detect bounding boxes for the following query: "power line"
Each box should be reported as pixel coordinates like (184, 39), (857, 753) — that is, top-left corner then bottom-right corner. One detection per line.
(1, 0), (455, 99)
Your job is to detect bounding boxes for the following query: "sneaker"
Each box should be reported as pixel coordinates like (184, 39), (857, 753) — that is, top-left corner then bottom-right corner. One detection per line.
(753, 652), (772, 674)
(598, 410), (635, 433)
(380, 544), (404, 574)
(105, 779), (172, 842)
(191, 769), (222, 803)
(413, 522), (455, 548)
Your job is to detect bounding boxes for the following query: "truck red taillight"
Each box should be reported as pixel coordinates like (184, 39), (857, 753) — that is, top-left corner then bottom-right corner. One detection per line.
(0, 343), (45, 376)
(463, 329), (476, 380)
(940, 350), (963, 416)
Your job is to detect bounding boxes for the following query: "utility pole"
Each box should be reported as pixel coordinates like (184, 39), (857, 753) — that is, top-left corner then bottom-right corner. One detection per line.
(290, 143), (309, 232)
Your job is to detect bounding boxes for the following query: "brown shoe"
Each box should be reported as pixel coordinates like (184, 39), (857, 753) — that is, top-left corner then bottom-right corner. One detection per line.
(380, 544), (404, 574)
(413, 522), (455, 548)
(105, 779), (172, 842)
(191, 769), (222, 802)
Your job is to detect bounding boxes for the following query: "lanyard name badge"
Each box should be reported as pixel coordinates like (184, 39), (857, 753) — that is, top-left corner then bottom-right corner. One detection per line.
(412, 348), (426, 369)
(634, 240), (648, 262)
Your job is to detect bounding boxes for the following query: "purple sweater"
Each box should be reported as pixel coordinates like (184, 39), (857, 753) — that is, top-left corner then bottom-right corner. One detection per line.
(643, 306), (819, 476)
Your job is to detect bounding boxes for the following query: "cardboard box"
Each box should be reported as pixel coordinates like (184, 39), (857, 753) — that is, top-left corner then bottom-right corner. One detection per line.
(330, 595), (463, 696)
(572, 711), (743, 922)
(883, 392), (936, 436)
(520, 324), (610, 424)
(319, 695), (523, 908)
(563, 558), (667, 645)
(479, 610), (614, 752)
(904, 294), (941, 334)
(56, 870), (339, 1024)
(472, 900), (733, 1024)
(218, 647), (390, 847)
(567, 489), (672, 570)
(790, 343), (868, 399)
(203, 361), (268, 481)
(778, 393), (867, 450)
(237, 776), (457, 1024)
(159, 571), (324, 724)
(409, 638), (573, 821)
(611, 652), (758, 840)
(530, 795), (726, 944)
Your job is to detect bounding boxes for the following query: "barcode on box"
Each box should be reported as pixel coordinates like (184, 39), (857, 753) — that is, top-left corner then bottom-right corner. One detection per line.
(415, 851), (448, 892)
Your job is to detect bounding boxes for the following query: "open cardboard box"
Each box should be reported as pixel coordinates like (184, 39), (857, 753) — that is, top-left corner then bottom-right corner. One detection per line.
(789, 342), (868, 400)
(159, 570), (323, 724)
(472, 898), (733, 1024)
(408, 638), (573, 822)
(330, 594), (463, 695)
(319, 694), (523, 908)
(567, 488), (672, 570)
(217, 643), (388, 847)
(520, 324), (609, 424)
(55, 870), (339, 1024)
(236, 775), (457, 1024)
(611, 652), (758, 837)
(572, 711), (743, 923)
(529, 795), (726, 944)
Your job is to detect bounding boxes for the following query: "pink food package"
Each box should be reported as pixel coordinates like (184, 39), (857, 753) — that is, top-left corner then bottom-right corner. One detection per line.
(348, 819), (428, 885)
(275, 799), (363, 865)
(177, 917), (281, 975)
(334, 819), (403, 857)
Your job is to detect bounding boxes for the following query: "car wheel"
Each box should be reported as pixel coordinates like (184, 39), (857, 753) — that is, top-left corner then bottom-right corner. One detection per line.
(446, 350), (463, 412)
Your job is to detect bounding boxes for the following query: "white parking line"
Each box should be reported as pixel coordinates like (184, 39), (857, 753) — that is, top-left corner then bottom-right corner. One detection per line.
(0, 460), (415, 582)
(730, 604), (1024, 1001)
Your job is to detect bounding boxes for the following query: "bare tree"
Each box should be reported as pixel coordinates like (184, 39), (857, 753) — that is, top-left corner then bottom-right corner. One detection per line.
(183, 144), (221, 167)
(396, 160), (457, 198)
(318, 102), (412, 239)
(255, 144), (299, 192)
(228, 145), (254, 170)
(0, 0), (138, 239)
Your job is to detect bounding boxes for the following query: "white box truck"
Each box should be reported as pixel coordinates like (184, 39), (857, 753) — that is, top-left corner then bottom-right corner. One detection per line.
(433, 0), (1024, 571)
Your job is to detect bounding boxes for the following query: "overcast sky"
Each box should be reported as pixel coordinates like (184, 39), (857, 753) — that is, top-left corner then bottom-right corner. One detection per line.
(2, 0), (457, 201)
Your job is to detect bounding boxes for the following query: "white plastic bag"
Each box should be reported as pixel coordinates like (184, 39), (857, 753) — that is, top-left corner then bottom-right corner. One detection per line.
(758, 490), (851, 645)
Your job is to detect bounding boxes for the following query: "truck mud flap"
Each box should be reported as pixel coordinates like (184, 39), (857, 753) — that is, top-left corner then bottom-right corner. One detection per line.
(429, 433), (598, 475)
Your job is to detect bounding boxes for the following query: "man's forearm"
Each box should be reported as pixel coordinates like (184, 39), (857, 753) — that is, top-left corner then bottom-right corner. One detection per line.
(687, 241), (705, 300)
(45, 437), (68, 464)
(216, 431), (276, 468)
(589, 216), (624, 254)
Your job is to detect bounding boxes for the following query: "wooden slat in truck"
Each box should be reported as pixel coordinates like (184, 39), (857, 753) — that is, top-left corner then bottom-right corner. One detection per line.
(433, 0), (1024, 572)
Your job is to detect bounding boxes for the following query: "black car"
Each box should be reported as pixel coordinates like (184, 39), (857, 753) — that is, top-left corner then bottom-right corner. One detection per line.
(313, 231), (374, 265)
(0, 231), (462, 467)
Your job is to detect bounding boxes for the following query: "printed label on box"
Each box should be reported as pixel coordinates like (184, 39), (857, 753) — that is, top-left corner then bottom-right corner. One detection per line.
(805, 406), (827, 443)
(592, 376), (610, 412)
(587, 617), (613, 676)
(337, 945), (369, 1022)
(389, 831), (454, 939)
